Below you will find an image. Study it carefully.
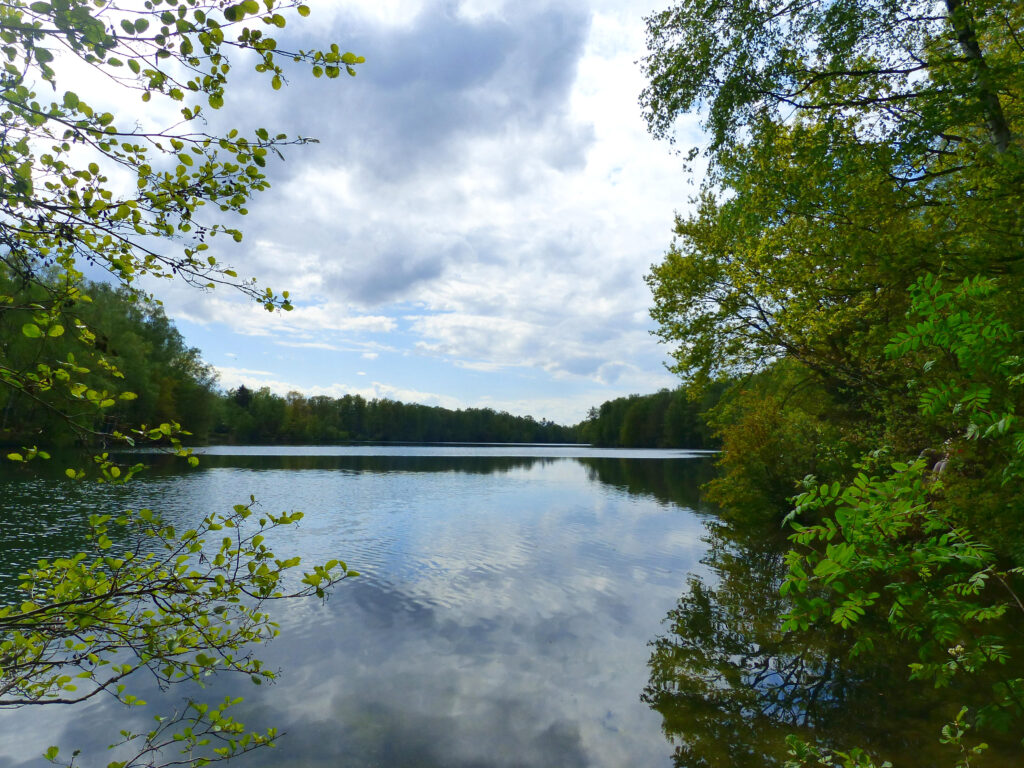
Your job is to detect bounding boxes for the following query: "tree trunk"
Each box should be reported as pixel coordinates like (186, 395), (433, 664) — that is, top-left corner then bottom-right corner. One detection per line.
(945, 0), (1013, 153)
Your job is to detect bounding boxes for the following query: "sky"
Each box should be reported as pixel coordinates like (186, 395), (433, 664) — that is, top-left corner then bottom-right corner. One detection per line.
(135, 0), (704, 425)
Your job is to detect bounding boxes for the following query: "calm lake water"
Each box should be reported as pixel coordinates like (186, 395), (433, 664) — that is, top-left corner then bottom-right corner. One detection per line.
(0, 446), (1019, 767)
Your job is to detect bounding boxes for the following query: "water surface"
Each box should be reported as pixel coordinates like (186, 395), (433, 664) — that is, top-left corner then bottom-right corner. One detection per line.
(1, 446), (1018, 767)
(0, 447), (712, 768)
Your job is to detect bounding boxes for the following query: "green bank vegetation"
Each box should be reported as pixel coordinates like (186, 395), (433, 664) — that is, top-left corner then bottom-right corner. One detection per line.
(642, 0), (1024, 765)
(218, 385), (576, 444)
(575, 385), (724, 449)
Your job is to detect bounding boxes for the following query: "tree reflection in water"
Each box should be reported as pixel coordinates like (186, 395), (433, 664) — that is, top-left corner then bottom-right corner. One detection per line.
(642, 509), (1020, 768)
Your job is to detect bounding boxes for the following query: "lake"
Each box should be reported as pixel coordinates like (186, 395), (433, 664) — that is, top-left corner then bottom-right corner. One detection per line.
(0, 446), (1018, 767)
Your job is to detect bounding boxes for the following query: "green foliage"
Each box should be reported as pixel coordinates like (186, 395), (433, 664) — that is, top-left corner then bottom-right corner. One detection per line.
(0, 0), (363, 458)
(642, 0), (1024, 762)
(0, 0), (361, 308)
(702, 365), (862, 513)
(640, 495), (1012, 767)
(1, 275), (219, 448)
(646, 121), (935, 392)
(5, 273), (577, 449)
(782, 275), (1024, 744)
(642, 0), (1021, 155)
(644, 0), (1024, 398)
(217, 388), (576, 445)
(1, 500), (355, 766)
(784, 735), (890, 768)
(576, 386), (723, 448)
(0, 1), (365, 765)
(887, 275), (1024, 480)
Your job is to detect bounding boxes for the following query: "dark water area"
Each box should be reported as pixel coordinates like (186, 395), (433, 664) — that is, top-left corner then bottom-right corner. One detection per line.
(0, 447), (1019, 767)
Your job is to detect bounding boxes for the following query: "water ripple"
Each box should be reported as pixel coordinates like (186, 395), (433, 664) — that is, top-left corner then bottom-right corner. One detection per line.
(0, 453), (713, 768)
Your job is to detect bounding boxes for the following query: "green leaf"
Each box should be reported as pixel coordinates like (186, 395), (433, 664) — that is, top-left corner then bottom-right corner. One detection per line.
(21, 323), (42, 338)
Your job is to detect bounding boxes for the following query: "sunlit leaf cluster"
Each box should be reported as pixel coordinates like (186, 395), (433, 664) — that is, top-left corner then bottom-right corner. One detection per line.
(0, 2), (363, 765)
(1, 500), (356, 766)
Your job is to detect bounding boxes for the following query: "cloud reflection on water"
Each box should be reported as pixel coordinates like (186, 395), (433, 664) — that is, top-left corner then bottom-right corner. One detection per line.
(0, 453), (712, 768)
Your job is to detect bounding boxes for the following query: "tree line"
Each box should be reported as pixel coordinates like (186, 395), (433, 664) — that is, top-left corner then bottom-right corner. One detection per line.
(4, 274), (724, 448)
(0, 276), (580, 446)
(0, 277), (220, 448)
(574, 386), (724, 448)
(218, 386), (576, 444)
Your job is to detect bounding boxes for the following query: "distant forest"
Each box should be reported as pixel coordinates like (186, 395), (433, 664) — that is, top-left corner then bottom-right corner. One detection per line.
(575, 386), (723, 449)
(218, 386), (575, 444)
(0, 278), (715, 448)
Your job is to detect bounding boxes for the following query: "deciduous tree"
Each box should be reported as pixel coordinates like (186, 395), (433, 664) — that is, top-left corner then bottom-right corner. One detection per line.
(641, 0), (1024, 763)
(0, 1), (364, 765)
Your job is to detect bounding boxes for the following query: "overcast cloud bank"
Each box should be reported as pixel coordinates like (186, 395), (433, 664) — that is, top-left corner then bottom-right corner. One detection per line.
(145, 0), (702, 424)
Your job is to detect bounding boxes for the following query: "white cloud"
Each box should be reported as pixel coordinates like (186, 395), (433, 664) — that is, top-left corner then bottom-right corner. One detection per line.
(225, 366), (275, 376)
(171, 291), (397, 339)
(273, 340), (344, 351)
(141, 0), (697, 420)
(321, 0), (429, 28)
(213, 366), (466, 410)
